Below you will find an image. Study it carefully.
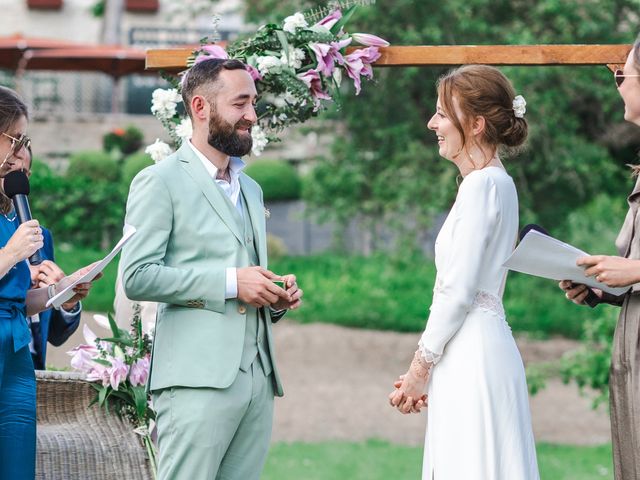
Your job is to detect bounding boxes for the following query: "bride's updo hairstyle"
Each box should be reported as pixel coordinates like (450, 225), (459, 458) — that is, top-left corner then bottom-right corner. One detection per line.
(437, 65), (528, 156)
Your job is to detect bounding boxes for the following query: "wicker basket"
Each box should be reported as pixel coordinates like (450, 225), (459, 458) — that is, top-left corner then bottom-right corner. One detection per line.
(36, 370), (153, 479)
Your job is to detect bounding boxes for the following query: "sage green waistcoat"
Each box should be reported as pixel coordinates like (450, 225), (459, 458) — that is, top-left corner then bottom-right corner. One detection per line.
(235, 190), (272, 376)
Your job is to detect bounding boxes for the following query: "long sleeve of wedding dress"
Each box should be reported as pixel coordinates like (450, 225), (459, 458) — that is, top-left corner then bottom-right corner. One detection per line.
(419, 171), (500, 359)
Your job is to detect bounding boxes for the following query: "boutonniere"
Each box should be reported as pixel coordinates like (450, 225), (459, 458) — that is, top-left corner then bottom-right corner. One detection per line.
(264, 207), (271, 219)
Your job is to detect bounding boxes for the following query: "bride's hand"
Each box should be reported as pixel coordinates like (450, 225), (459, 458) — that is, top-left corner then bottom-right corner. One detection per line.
(389, 371), (428, 414)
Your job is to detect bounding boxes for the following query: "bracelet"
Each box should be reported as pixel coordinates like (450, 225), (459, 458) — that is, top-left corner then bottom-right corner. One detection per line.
(47, 283), (57, 300)
(410, 351), (432, 380)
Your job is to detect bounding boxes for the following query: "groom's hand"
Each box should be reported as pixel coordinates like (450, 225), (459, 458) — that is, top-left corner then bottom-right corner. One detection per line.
(237, 266), (291, 308)
(271, 274), (303, 311)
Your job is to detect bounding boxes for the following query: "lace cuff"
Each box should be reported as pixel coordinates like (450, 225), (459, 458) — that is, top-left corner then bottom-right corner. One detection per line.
(418, 338), (442, 365)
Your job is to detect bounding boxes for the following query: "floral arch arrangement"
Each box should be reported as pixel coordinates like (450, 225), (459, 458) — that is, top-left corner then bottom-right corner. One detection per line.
(146, 0), (388, 160)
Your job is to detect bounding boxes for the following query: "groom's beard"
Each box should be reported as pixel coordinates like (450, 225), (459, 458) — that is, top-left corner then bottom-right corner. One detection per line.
(207, 111), (253, 157)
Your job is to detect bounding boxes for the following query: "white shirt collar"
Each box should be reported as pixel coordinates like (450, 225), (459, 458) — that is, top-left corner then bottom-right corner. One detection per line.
(187, 140), (246, 181)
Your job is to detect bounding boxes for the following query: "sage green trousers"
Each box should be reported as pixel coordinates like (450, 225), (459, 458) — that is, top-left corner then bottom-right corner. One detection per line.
(152, 359), (275, 480)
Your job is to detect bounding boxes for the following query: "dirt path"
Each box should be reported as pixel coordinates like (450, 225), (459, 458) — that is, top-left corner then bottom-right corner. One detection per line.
(47, 314), (611, 447)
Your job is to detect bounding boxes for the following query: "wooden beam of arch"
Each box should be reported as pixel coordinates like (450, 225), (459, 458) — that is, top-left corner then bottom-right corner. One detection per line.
(145, 44), (630, 73)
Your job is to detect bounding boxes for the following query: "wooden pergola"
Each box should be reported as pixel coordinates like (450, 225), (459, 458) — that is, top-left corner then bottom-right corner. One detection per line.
(145, 44), (630, 73)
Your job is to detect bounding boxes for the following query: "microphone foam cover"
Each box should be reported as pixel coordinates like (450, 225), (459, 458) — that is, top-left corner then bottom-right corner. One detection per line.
(3, 170), (30, 198)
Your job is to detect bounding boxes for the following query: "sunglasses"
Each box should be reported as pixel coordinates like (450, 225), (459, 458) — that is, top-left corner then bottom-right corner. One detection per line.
(615, 69), (640, 88)
(2, 132), (31, 156)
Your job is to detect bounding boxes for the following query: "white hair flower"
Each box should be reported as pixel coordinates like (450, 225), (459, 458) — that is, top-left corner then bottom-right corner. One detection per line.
(145, 139), (173, 163)
(282, 12), (308, 34)
(512, 95), (526, 118)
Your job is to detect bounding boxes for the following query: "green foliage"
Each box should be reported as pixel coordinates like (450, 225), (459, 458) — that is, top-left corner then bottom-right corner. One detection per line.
(30, 153), (126, 249)
(102, 126), (144, 156)
(248, 0), (639, 243)
(53, 245), (119, 312)
(267, 233), (288, 260)
(245, 159), (302, 201)
(270, 252), (590, 337)
(263, 440), (614, 480)
(67, 150), (120, 182)
(122, 152), (154, 188)
(559, 310), (618, 409)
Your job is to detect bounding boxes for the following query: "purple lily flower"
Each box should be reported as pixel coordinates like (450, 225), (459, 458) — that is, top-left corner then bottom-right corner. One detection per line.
(343, 47), (382, 94)
(310, 37), (352, 77)
(297, 69), (332, 110)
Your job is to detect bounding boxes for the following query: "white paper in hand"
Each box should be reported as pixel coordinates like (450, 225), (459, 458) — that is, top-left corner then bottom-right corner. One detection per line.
(46, 226), (137, 308)
(503, 230), (628, 296)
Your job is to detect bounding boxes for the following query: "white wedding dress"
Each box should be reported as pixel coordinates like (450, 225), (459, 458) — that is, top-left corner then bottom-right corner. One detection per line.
(419, 167), (539, 479)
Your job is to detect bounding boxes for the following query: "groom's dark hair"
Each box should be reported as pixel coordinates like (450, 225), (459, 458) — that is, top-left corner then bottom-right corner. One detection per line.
(181, 58), (248, 118)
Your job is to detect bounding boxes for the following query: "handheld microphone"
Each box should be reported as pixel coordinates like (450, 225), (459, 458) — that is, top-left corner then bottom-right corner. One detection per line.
(518, 223), (599, 308)
(4, 170), (43, 265)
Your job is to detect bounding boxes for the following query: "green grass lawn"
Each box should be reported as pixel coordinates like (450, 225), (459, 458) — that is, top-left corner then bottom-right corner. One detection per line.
(263, 440), (613, 480)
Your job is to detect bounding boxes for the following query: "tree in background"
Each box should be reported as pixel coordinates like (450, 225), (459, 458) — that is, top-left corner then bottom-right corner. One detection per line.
(246, 0), (640, 250)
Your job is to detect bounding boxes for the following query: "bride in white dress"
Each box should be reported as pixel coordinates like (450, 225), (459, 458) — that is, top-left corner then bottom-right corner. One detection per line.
(389, 65), (540, 480)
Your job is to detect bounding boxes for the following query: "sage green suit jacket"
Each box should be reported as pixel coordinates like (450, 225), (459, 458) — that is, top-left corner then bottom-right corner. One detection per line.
(120, 143), (283, 396)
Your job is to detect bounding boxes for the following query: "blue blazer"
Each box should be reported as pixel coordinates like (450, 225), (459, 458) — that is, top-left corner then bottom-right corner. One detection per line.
(30, 228), (81, 370)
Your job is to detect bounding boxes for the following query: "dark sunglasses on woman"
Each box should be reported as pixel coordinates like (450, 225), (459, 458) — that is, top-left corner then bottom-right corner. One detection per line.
(1, 132), (31, 156)
(615, 69), (640, 88)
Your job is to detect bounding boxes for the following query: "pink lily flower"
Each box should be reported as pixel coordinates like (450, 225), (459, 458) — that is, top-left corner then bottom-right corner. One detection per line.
(194, 45), (229, 64)
(129, 355), (151, 387)
(87, 363), (110, 388)
(310, 37), (352, 77)
(108, 357), (129, 391)
(68, 346), (96, 373)
(343, 47), (382, 94)
(297, 69), (332, 110)
(350, 33), (390, 47)
(314, 9), (342, 30)
(246, 64), (262, 81)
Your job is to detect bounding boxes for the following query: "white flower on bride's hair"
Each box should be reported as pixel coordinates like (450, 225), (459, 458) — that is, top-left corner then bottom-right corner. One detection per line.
(145, 139), (173, 163)
(512, 95), (526, 118)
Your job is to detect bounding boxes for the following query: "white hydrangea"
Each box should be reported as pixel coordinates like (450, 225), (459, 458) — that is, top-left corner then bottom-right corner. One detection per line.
(175, 117), (193, 143)
(281, 46), (306, 69)
(145, 139), (173, 163)
(256, 55), (283, 75)
(151, 88), (182, 120)
(282, 12), (308, 34)
(251, 126), (268, 156)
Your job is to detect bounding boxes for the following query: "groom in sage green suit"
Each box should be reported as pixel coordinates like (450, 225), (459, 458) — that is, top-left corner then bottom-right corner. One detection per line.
(121, 58), (303, 480)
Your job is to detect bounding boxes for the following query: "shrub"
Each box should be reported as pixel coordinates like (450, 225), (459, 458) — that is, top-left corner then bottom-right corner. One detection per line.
(267, 233), (287, 260)
(245, 159), (301, 201)
(122, 152), (154, 188)
(103, 125), (144, 155)
(67, 150), (120, 182)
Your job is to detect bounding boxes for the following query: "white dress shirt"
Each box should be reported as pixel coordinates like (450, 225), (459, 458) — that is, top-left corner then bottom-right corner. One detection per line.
(187, 141), (246, 299)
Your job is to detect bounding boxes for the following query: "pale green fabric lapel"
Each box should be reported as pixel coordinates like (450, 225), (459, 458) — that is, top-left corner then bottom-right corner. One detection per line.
(239, 174), (267, 266)
(176, 143), (244, 244)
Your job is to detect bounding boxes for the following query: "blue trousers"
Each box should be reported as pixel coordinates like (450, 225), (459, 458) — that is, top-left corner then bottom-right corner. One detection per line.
(0, 335), (36, 479)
